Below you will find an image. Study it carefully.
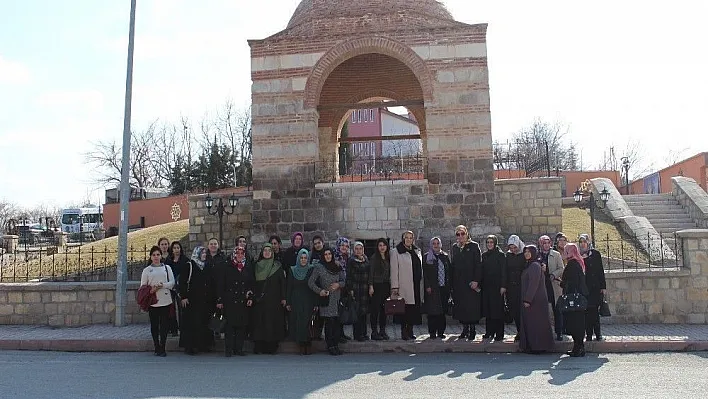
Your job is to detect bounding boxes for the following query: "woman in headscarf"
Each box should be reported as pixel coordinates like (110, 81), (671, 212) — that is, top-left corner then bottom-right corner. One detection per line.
(251, 243), (287, 355)
(391, 231), (424, 340)
(450, 225), (483, 340)
(286, 248), (317, 355)
(178, 246), (214, 355)
(518, 244), (554, 354)
(561, 243), (590, 357)
(423, 237), (451, 339)
(481, 235), (507, 342)
(505, 235), (525, 341)
(216, 246), (254, 357)
(309, 248), (346, 355)
(166, 241), (189, 336)
(333, 236), (352, 341)
(283, 232), (307, 277)
(368, 238), (391, 341)
(346, 242), (371, 341)
(205, 237), (226, 339)
(578, 234), (606, 342)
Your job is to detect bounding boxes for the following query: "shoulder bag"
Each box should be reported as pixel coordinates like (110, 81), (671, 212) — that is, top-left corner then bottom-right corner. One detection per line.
(599, 293), (612, 317)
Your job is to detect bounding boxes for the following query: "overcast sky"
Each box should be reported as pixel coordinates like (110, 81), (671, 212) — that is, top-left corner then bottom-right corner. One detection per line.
(1, 0), (706, 208)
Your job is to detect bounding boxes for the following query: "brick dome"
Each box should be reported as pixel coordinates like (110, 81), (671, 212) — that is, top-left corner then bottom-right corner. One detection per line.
(287, 0), (455, 31)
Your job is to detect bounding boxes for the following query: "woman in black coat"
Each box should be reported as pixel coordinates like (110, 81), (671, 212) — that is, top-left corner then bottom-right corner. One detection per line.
(346, 242), (371, 341)
(166, 241), (189, 336)
(178, 246), (215, 355)
(423, 237), (451, 339)
(450, 225), (483, 341)
(481, 235), (507, 342)
(579, 234), (606, 341)
(560, 243), (590, 357)
(505, 235), (525, 341)
(216, 246), (254, 357)
(251, 243), (287, 354)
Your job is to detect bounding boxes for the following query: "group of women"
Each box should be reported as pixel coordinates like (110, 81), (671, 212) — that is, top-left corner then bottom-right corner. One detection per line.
(139, 227), (606, 358)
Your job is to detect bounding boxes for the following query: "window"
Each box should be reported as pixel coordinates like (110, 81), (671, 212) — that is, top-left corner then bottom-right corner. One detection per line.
(363, 109), (369, 122)
(351, 112), (357, 123)
(370, 109), (375, 122)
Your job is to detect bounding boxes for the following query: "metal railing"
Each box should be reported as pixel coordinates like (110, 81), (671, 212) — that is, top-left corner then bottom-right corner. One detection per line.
(315, 153), (426, 184)
(493, 140), (552, 177)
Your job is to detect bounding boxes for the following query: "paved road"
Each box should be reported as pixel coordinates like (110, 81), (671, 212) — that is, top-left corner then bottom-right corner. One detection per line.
(0, 351), (706, 398)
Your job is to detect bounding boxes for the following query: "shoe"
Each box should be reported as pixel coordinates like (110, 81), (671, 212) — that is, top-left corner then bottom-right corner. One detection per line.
(458, 331), (469, 339)
(595, 336), (603, 341)
(483, 333), (492, 339)
(556, 334), (563, 341)
(342, 334), (352, 340)
(236, 351), (247, 356)
(225, 352), (233, 358)
(429, 333), (437, 339)
(328, 347), (338, 356)
(158, 352), (167, 357)
(467, 327), (476, 341)
(494, 336), (504, 342)
(513, 334), (520, 342)
(586, 335), (593, 342)
(381, 332), (390, 340)
(371, 332), (384, 341)
(579, 347), (586, 357)
(439, 334), (447, 339)
(335, 346), (343, 356)
(339, 337), (348, 344)
(185, 348), (196, 355)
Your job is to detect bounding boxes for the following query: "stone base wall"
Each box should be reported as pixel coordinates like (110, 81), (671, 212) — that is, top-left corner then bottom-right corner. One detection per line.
(0, 281), (146, 326)
(494, 177), (562, 241)
(673, 176), (708, 228)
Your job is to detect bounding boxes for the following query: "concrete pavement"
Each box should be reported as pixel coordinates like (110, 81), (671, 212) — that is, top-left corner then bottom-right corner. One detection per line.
(0, 351), (706, 398)
(1, 322), (708, 353)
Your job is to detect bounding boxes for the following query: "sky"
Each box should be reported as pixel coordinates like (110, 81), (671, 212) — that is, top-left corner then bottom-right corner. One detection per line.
(1, 0), (706, 209)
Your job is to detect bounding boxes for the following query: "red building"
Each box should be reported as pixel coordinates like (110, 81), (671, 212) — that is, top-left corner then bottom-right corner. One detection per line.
(347, 107), (420, 165)
(626, 152), (708, 194)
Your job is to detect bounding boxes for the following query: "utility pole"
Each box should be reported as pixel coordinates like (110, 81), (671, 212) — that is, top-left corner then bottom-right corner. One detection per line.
(116, 0), (137, 326)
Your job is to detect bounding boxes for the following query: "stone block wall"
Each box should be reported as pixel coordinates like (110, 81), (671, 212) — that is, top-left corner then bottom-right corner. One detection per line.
(0, 281), (146, 326)
(188, 192), (253, 249)
(494, 177), (562, 240)
(604, 229), (708, 324)
(673, 176), (708, 228)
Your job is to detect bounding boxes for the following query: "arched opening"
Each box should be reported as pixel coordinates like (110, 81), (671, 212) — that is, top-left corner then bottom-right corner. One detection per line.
(312, 52), (427, 183)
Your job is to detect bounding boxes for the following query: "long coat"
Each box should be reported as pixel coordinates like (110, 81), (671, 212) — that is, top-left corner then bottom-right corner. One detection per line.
(561, 259), (590, 335)
(178, 260), (214, 350)
(287, 268), (318, 343)
(390, 245), (424, 306)
(519, 261), (555, 352)
(346, 257), (371, 316)
(216, 261), (255, 328)
(251, 268), (286, 342)
(451, 241), (483, 324)
(423, 251), (451, 316)
(481, 248), (507, 320)
(505, 252), (525, 310)
(583, 250), (606, 307)
(308, 265), (346, 318)
(541, 249), (564, 301)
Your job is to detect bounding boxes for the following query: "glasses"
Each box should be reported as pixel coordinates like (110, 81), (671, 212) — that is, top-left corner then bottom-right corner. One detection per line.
(456, 232), (466, 237)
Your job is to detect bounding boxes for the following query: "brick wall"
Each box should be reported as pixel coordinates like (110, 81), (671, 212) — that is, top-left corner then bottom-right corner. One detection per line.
(494, 177), (563, 241)
(0, 282), (146, 326)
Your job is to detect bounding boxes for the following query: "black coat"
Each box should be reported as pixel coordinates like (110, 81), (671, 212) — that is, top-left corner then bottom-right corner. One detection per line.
(165, 254), (189, 281)
(481, 248), (507, 320)
(216, 261), (255, 327)
(251, 269), (287, 342)
(423, 252), (451, 316)
(282, 246), (309, 272)
(561, 260), (589, 298)
(178, 260), (213, 307)
(346, 257), (371, 316)
(206, 251), (227, 307)
(505, 252), (525, 308)
(583, 250), (606, 306)
(451, 241), (483, 324)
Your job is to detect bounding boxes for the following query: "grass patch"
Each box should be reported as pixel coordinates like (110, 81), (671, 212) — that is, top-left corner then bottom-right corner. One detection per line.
(1, 220), (188, 281)
(562, 206), (649, 264)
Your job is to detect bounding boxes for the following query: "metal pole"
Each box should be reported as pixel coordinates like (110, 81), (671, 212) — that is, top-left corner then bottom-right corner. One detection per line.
(589, 192), (596, 248)
(218, 200), (224, 250)
(116, 0), (137, 327)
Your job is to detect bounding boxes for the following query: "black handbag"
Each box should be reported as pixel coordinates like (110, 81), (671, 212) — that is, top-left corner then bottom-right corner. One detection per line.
(557, 292), (588, 312)
(599, 294), (611, 317)
(338, 294), (359, 325)
(503, 296), (514, 324)
(446, 296), (454, 316)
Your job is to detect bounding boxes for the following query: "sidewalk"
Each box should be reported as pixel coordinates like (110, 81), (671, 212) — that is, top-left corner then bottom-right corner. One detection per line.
(1, 323), (707, 353)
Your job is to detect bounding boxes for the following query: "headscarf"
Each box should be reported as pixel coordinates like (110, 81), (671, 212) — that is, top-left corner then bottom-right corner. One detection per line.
(455, 225), (471, 245)
(426, 237), (443, 264)
(231, 246), (246, 271)
(291, 248), (312, 281)
(564, 243), (586, 273)
(578, 234), (593, 256)
(191, 246), (205, 270)
(426, 237), (446, 287)
(291, 232), (304, 250)
(484, 235), (501, 253)
(352, 241), (366, 261)
(255, 243), (281, 281)
(507, 235), (525, 254)
(523, 245), (539, 266)
(321, 248), (341, 274)
(334, 236), (350, 271)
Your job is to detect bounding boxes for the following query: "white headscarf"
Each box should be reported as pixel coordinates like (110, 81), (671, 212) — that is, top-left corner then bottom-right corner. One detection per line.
(507, 235), (525, 254)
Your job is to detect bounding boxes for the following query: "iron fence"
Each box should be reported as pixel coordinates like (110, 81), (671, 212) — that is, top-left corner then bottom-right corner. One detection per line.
(493, 140), (553, 177)
(315, 153), (426, 184)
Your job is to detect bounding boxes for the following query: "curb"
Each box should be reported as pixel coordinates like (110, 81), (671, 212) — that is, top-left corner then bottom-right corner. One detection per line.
(2, 338), (707, 353)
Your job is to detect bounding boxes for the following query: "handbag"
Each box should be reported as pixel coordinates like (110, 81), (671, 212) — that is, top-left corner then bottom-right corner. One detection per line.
(557, 292), (588, 312)
(209, 312), (225, 332)
(308, 308), (319, 339)
(599, 294), (612, 317)
(446, 296), (454, 316)
(384, 296), (406, 316)
(503, 296), (514, 324)
(338, 294), (359, 325)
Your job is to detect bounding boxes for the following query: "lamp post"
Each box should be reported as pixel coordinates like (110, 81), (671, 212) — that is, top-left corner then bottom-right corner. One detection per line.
(205, 193), (239, 249)
(573, 186), (610, 247)
(621, 156), (630, 194)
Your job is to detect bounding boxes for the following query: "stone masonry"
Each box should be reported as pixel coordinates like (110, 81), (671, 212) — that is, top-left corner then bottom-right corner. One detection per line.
(188, 192), (253, 248)
(494, 177), (562, 241)
(673, 176), (708, 228)
(247, 0), (499, 244)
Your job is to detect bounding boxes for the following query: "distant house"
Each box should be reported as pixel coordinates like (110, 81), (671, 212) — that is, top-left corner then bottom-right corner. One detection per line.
(626, 152), (708, 194)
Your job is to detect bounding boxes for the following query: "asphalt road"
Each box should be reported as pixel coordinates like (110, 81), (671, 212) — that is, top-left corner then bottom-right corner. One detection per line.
(0, 351), (706, 398)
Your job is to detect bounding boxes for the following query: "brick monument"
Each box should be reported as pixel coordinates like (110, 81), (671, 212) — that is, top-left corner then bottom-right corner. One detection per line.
(248, 0), (499, 244)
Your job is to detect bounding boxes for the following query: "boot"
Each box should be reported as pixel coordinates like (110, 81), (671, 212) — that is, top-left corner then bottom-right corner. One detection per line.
(401, 325), (409, 340)
(158, 343), (167, 357)
(468, 325), (476, 341)
(381, 327), (390, 340)
(408, 325), (416, 340)
(459, 325), (469, 339)
(327, 346), (338, 356)
(594, 324), (603, 341)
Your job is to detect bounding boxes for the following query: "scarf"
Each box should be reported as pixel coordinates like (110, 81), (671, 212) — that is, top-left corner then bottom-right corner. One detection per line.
(321, 251), (341, 274)
(523, 245), (539, 267)
(191, 247), (205, 270)
(564, 243), (586, 273)
(334, 237), (350, 272)
(578, 234), (593, 256)
(507, 235), (525, 254)
(255, 243), (280, 281)
(426, 237), (446, 287)
(291, 248), (313, 281)
(231, 247), (246, 271)
(290, 231), (304, 251)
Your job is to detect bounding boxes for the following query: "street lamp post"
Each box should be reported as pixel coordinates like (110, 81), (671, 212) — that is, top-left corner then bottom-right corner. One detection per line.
(205, 193), (239, 249)
(573, 186), (611, 247)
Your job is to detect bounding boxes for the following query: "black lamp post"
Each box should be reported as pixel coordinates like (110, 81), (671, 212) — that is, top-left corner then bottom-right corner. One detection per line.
(205, 193), (239, 249)
(573, 186), (610, 247)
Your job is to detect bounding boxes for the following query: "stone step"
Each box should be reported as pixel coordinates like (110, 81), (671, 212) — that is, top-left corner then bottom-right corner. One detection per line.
(627, 204), (686, 212)
(644, 218), (696, 225)
(634, 208), (691, 216)
(623, 194), (675, 201)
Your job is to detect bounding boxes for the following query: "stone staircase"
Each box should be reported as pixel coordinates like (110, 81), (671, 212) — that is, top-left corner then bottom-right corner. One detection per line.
(622, 193), (697, 248)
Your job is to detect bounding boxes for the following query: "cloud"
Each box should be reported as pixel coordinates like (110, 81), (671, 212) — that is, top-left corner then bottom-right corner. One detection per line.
(0, 56), (31, 85)
(35, 89), (105, 114)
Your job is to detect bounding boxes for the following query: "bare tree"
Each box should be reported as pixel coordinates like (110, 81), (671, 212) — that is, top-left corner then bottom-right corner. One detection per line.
(617, 138), (655, 182)
(662, 146), (691, 168)
(495, 119), (578, 174)
(215, 100), (252, 186)
(0, 200), (19, 234)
